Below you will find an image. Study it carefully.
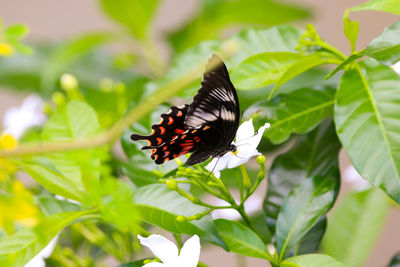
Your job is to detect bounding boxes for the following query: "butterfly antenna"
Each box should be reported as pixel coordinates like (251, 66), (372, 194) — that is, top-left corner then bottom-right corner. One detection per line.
(206, 157), (221, 181)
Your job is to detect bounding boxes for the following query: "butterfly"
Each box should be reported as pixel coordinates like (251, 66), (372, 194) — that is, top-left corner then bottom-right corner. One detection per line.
(131, 54), (240, 165)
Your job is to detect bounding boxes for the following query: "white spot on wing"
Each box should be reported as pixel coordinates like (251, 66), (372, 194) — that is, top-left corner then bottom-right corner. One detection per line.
(221, 106), (235, 121)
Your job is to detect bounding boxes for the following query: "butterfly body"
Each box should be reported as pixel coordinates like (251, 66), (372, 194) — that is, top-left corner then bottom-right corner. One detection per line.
(131, 54), (240, 165)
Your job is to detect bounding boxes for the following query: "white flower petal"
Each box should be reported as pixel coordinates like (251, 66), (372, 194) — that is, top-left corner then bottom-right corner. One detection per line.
(138, 234), (178, 264)
(235, 119), (255, 143)
(3, 94), (46, 138)
(177, 235), (201, 267)
(205, 153), (229, 178)
(143, 262), (166, 267)
(392, 61), (400, 74)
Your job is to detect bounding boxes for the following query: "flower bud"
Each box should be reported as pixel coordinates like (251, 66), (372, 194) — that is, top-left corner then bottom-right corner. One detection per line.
(176, 215), (186, 222)
(60, 73), (78, 91)
(166, 179), (177, 190)
(256, 155), (266, 165)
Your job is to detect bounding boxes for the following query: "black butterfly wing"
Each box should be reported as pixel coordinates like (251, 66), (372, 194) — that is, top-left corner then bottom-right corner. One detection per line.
(148, 125), (214, 165)
(131, 105), (213, 165)
(131, 104), (189, 149)
(185, 54), (240, 163)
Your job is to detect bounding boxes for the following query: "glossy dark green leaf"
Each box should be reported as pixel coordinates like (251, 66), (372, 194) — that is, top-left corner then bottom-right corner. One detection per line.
(100, 0), (159, 39)
(117, 260), (146, 267)
(168, 0), (309, 52)
(350, 0), (400, 15)
(263, 120), (341, 233)
(295, 216), (327, 255)
(0, 210), (94, 266)
(134, 184), (226, 249)
(276, 175), (339, 260)
(322, 188), (390, 267)
(260, 86), (335, 144)
(388, 252), (400, 267)
(334, 60), (400, 203)
(281, 254), (346, 267)
(214, 219), (270, 259)
(363, 20), (400, 65)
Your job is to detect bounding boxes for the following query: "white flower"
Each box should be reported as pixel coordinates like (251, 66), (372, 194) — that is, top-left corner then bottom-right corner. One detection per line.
(3, 94), (46, 139)
(205, 119), (270, 178)
(24, 235), (58, 267)
(138, 234), (200, 267)
(392, 61), (400, 74)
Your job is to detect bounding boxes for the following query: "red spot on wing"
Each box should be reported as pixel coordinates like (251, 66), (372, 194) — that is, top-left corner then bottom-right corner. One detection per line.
(177, 111), (183, 117)
(191, 129), (197, 134)
(163, 151), (170, 158)
(159, 126), (165, 134)
(163, 146), (168, 151)
(203, 126), (210, 130)
(156, 138), (162, 145)
(181, 134), (187, 139)
(168, 117), (174, 125)
(175, 129), (185, 134)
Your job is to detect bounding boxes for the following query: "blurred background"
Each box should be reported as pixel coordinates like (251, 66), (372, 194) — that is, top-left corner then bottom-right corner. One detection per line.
(0, 0), (399, 266)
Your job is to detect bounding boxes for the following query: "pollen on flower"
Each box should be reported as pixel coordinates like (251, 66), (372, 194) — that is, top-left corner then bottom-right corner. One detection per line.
(231, 150), (239, 155)
(0, 133), (18, 150)
(0, 42), (14, 56)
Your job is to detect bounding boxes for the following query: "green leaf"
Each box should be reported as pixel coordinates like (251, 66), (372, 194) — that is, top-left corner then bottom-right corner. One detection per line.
(22, 159), (84, 202)
(41, 32), (115, 92)
(147, 25), (304, 98)
(0, 210), (94, 266)
(231, 52), (304, 90)
(134, 184), (226, 249)
(281, 254), (346, 267)
(350, 0), (400, 15)
(321, 188), (390, 267)
(168, 0), (310, 52)
(363, 20), (400, 65)
(214, 219), (270, 259)
(388, 252), (400, 267)
(343, 9), (359, 52)
(270, 56), (333, 99)
(263, 120), (341, 233)
(100, 0), (159, 39)
(295, 216), (327, 255)
(43, 101), (100, 142)
(334, 60), (400, 203)
(4, 24), (29, 39)
(117, 260), (146, 267)
(262, 86), (335, 144)
(276, 175), (339, 260)
(37, 196), (81, 215)
(41, 101), (104, 194)
(324, 53), (362, 80)
(327, 20), (400, 79)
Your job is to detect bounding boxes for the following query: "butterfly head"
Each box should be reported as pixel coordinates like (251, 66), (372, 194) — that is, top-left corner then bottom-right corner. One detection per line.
(229, 144), (237, 154)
